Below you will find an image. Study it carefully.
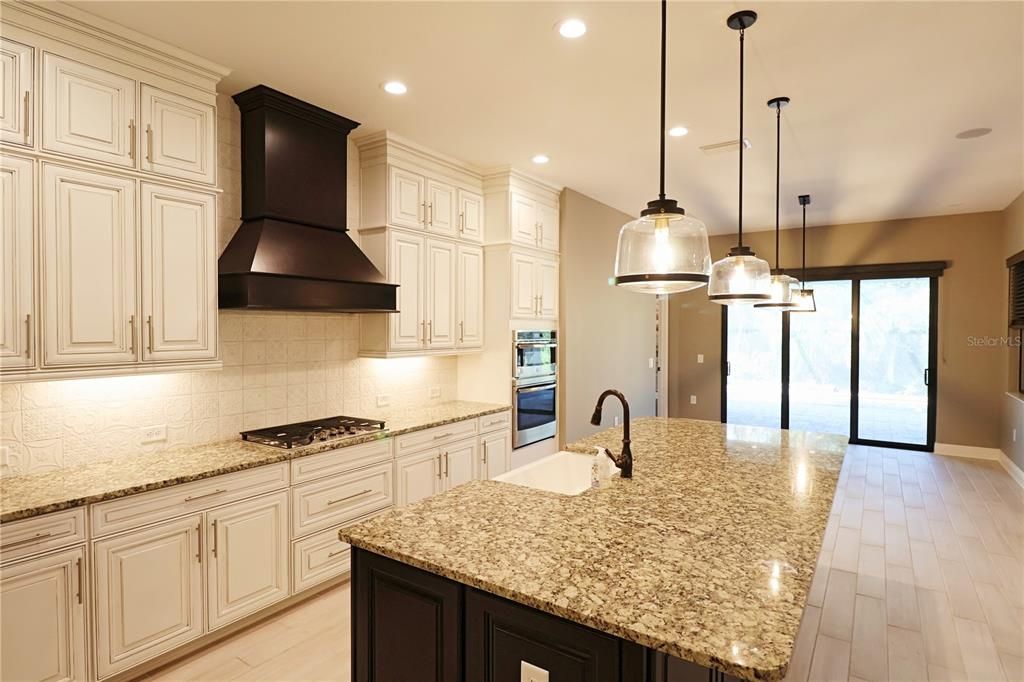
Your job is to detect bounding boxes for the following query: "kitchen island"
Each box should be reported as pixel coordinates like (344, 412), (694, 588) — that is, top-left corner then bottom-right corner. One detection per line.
(339, 417), (846, 682)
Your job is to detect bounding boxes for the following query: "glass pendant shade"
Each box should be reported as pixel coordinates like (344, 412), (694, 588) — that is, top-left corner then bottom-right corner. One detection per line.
(754, 273), (800, 308)
(790, 287), (817, 312)
(708, 248), (772, 304)
(614, 209), (711, 294)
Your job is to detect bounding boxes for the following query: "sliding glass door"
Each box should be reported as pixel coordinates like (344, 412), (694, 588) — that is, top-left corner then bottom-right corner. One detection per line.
(722, 272), (938, 451)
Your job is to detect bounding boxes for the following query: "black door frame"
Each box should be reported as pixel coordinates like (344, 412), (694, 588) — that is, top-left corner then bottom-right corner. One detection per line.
(721, 261), (945, 452)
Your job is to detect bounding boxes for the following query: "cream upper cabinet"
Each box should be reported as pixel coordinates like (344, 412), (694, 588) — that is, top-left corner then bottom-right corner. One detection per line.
(510, 191), (538, 246)
(537, 258), (559, 319)
(139, 84), (216, 185)
(206, 492), (289, 631)
(442, 439), (478, 491)
(426, 239), (456, 349)
(510, 250), (538, 318)
(389, 230), (426, 351)
(0, 154), (35, 369)
(388, 166), (425, 229)
(41, 164), (137, 367)
(481, 429), (512, 480)
(92, 514), (203, 678)
(425, 178), (456, 237)
(1, 546), (88, 682)
(456, 245), (483, 349)
(537, 202), (559, 251)
(457, 188), (483, 243)
(395, 449), (442, 507)
(140, 183), (217, 362)
(0, 39), (34, 147)
(42, 52), (136, 168)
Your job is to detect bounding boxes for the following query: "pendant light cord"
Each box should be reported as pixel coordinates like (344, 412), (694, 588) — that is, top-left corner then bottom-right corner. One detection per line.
(801, 202), (807, 290)
(658, 0), (667, 200)
(738, 27), (745, 246)
(774, 105), (781, 269)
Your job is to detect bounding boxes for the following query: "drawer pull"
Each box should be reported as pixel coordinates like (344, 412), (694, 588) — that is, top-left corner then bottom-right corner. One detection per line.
(326, 489), (373, 506)
(3, 531), (54, 549)
(75, 558), (83, 604)
(327, 548), (348, 559)
(432, 433), (452, 440)
(184, 488), (227, 503)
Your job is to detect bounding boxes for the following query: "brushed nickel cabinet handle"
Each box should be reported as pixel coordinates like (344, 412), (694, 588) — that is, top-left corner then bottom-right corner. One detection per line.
(211, 520), (218, 558)
(326, 489), (373, 506)
(420, 202), (426, 225)
(443, 452), (449, 478)
(432, 432), (452, 440)
(436, 454), (442, 479)
(145, 124), (153, 162)
(2, 531), (53, 549)
(128, 119), (136, 160)
(146, 315), (154, 352)
(327, 548), (347, 559)
(75, 558), (83, 604)
(459, 321), (464, 343)
(183, 488), (227, 503)
(24, 314), (30, 357)
(22, 91), (29, 144)
(421, 320), (427, 345)
(482, 441), (488, 466)
(428, 202), (433, 226)
(427, 320), (432, 343)
(128, 315), (135, 353)
(459, 212), (465, 233)
(196, 522), (202, 563)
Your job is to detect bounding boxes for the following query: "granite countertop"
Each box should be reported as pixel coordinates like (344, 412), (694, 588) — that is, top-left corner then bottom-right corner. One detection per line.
(339, 417), (845, 682)
(0, 401), (509, 523)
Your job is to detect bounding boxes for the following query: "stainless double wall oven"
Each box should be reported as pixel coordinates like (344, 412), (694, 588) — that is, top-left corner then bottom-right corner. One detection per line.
(512, 330), (557, 448)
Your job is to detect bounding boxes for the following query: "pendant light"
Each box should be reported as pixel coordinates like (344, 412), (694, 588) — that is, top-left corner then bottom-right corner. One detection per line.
(613, 0), (711, 295)
(790, 194), (817, 312)
(708, 10), (772, 305)
(755, 96), (800, 309)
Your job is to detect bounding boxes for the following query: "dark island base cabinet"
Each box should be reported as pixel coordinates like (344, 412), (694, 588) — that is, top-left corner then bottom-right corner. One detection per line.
(352, 548), (743, 682)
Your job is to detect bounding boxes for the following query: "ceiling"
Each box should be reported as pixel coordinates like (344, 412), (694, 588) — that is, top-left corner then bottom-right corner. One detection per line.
(70, 1), (1023, 233)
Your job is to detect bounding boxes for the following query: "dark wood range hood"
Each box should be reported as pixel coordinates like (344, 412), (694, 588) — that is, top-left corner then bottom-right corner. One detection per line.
(218, 85), (397, 312)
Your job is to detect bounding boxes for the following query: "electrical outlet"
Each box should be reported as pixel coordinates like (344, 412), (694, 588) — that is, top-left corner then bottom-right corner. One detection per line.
(141, 425), (167, 444)
(520, 661), (549, 682)
(690, 395), (697, 405)
(1014, 428), (1017, 443)
(697, 353), (704, 364)
(648, 357), (654, 369)
(376, 394), (390, 407)
(428, 386), (441, 399)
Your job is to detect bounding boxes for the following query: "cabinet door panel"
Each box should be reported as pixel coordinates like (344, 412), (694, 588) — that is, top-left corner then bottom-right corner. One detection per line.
(537, 259), (558, 320)
(140, 184), (216, 361)
(1, 546), (87, 682)
(481, 430), (512, 480)
(0, 154), (35, 368)
(426, 239), (456, 349)
(426, 179), (456, 237)
(456, 245), (483, 348)
(510, 252), (537, 318)
(395, 449), (441, 506)
(457, 189), (483, 242)
(510, 192), (537, 246)
(93, 514), (202, 678)
(444, 438), (477, 491)
(0, 39), (33, 146)
(41, 164), (137, 366)
(207, 491), (289, 630)
(537, 202), (559, 252)
(42, 52), (135, 167)
(388, 230), (425, 350)
(140, 84), (215, 184)
(388, 166), (424, 229)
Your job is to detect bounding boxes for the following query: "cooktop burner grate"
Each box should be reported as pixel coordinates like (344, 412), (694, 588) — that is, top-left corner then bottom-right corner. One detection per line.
(240, 416), (386, 449)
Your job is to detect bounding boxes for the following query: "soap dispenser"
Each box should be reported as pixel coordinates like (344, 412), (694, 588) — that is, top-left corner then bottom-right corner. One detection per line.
(591, 447), (614, 489)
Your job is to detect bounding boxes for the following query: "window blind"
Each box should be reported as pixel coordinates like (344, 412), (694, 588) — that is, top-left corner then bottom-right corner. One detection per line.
(1010, 251), (1024, 329)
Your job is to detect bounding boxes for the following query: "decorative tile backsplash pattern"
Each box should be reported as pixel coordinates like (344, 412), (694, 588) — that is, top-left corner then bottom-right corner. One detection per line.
(0, 95), (457, 478)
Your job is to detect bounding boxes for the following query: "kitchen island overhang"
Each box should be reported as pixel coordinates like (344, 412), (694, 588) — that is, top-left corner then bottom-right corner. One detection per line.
(340, 417), (845, 681)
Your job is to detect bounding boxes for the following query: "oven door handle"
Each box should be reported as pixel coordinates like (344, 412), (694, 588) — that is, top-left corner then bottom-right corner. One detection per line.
(516, 383), (556, 394)
(515, 342), (557, 348)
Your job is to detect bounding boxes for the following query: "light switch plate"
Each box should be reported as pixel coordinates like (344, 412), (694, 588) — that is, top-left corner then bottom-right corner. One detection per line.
(521, 661), (549, 682)
(697, 353), (704, 364)
(690, 395), (697, 405)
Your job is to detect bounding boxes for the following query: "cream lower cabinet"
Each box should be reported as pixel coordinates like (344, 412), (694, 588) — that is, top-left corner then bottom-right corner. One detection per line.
(481, 429), (512, 480)
(92, 515), (203, 678)
(0, 153), (35, 368)
(395, 448), (442, 506)
(206, 491), (289, 630)
(444, 438), (479, 490)
(1, 546), (88, 682)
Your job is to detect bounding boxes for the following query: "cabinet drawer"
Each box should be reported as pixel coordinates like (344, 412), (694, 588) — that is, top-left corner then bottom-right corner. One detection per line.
(292, 527), (351, 594)
(1, 508), (86, 563)
(91, 462), (289, 537)
(292, 461), (393, 537)
(290, 438), (392, 485)
(395, 418), (479, 457)
(478, 411), (511, 434)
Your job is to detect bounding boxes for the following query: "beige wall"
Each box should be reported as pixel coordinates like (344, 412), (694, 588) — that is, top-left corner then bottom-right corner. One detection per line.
(668, 210), (1007, 449)
(1002, 191), (1024, 467)
(558, 190), (656, 445)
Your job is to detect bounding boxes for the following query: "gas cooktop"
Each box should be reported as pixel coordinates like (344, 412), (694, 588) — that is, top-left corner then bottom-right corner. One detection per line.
(240, 416), (386, 449)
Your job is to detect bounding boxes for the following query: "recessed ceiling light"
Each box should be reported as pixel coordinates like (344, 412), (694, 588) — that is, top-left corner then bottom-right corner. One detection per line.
(381, 81), (407, 95)
(532, 154), (550, 165)
(668, 126), (689, 137)
(557, 18), (587, 39)
(955, 127), (992, 139)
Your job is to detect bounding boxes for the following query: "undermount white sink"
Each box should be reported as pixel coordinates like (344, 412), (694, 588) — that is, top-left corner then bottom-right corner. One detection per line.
(495, 451), (620, 496)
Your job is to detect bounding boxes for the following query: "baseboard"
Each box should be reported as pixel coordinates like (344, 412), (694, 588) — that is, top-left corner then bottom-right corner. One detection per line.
(933, 442), (1001, 461)
(999, 450), (1024, 490)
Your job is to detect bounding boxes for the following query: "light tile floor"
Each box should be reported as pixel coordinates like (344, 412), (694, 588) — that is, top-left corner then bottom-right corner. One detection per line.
(142, 445), (1024, 682)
